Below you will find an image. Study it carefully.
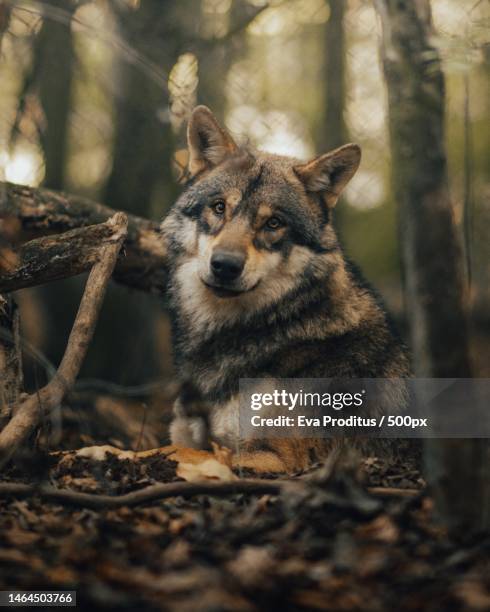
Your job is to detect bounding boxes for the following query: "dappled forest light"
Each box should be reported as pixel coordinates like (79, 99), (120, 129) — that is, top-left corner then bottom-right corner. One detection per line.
(0, 0), (488, 386)
(1, 1), (488, 287)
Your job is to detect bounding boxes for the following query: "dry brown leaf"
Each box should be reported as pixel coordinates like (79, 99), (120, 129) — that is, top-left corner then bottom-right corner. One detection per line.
(356, 514), (399, 544)
(176, 457), (238, 482)
(58, 475), (100, 491)
(211, 441), (234, 468)
(227, 546), (274, 587)
(453, 579), (490, 611)
(5, 528), (41, 547)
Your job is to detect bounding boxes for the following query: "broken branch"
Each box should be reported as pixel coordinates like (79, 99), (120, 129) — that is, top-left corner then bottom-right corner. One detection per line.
(0, 213), (128, 468)
(0, 181), (168, 293)
(0, 479), (289, 509)
(0, 479), (418, 510)
(0, 217), (130, 292)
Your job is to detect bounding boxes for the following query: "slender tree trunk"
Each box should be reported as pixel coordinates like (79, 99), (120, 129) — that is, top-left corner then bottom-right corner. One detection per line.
(96, 0), (181, 384)
(28, 1), (78, 381)
(105, 1), (180, 215)
(0, 2), (11, 50)
(36, 0), (75, 191)
(375, 0), (489, 533)
(318, 0), (346, 153)
(316, 0), (347, 237)
(375, 0), (470, 378)
(197, 0), (254, 124)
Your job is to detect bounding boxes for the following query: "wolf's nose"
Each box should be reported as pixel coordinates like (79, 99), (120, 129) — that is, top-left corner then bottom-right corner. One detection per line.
(211, 251), (245, 282)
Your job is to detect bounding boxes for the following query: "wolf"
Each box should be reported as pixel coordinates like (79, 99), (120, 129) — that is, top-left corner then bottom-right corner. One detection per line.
(161, 106), (411, 472)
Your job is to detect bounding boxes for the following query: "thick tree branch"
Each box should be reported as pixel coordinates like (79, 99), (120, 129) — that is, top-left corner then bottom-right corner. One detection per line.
(0, 218), (129, 292)
(0, 181), (168, 293)
(0, 213), (128, 468)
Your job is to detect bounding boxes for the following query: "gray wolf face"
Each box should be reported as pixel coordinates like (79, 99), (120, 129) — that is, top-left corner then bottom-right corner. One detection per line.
(163, 106), (361, 313)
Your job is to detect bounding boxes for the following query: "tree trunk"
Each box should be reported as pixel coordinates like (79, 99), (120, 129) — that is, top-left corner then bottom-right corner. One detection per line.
(104, 0), (181, 216)
(316, 0), (347, 237)
(36, 0), (75, 191)
(0, 2), (10, 49)
(0, 295), (23, 426)
(197, 0), (257, 124)
(90, 0), (185, 384)
(318, 0), (346, 153)
(375, 0), (489, 533)
(30, 1), (81, 389)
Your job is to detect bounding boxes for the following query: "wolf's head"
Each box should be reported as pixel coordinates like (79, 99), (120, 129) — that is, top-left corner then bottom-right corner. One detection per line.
(163, 106), (361, 323)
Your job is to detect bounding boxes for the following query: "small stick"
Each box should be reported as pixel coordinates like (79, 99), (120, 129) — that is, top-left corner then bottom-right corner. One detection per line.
(367, 486), (419, 498)
(0, 479), (293, 510)
(0, 213), (128, 468)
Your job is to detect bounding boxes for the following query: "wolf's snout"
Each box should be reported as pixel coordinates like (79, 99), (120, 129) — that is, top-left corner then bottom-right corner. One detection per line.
(211, 250), (245, 282)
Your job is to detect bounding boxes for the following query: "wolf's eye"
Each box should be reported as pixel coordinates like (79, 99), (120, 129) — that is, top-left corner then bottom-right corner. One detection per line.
(266, 216), (283, 230)
(211, 200), (226, 216)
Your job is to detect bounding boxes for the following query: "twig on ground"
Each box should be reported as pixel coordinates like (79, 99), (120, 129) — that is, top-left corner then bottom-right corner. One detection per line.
(0, 478), (419, 510)
(367, 486), (419, 498)
(0, 479), (292, 509)
(0, 213), (128, 468)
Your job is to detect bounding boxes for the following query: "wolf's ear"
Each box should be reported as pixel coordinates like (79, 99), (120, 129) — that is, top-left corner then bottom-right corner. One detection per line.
(187, 106), (237, 177)
(294, 144), (361, 207)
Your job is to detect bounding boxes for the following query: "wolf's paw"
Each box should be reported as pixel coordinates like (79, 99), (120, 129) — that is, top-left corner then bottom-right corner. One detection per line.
(169, 416), (208, 449)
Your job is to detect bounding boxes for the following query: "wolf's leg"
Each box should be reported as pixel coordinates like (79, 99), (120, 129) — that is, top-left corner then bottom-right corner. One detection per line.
(169, 416), (208, 449)
(169, 392), (210, 449)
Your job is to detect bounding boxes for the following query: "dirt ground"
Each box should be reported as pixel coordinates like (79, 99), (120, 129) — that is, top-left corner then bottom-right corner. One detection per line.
(0, 398), (489, 612)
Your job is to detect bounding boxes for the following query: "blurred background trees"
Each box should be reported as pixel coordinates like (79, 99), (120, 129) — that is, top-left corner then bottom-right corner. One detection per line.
(0, 0), (489, 390)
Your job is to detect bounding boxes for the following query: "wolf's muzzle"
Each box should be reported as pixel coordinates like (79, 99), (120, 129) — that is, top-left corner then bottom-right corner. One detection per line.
(210, 250), (245, 283)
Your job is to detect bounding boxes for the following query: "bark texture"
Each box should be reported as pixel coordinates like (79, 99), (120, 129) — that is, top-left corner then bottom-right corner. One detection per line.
(100, 1), (187, 383)
(0, 219), (131, 293)
(375, 0), (489, 533)
(36, 0), (75, 190)
(0, 181), (168, 293)
(375, 0), (470, 379)
(0, 295), (23, 424)
(320, 0), (346, 152)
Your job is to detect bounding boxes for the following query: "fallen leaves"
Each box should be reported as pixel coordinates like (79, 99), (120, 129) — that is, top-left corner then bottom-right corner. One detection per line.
(357, 514), (399, 544)
(1, 441), (488, 611)
(176, 458), (237, 482)
(176, 443), (237, 483)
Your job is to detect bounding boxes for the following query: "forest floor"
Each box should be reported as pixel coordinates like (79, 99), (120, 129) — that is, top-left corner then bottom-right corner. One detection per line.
(0, 396), (489, 611)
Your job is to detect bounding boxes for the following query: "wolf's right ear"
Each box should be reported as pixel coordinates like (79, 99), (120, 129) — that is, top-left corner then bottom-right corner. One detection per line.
(187, 106), (237, 178)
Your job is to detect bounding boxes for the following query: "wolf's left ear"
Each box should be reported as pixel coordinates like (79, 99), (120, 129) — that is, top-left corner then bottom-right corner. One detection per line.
(294, 144), (361, 207)
(187, 105), (237, 177)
